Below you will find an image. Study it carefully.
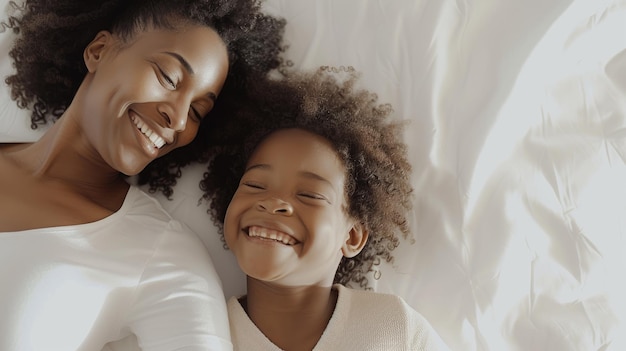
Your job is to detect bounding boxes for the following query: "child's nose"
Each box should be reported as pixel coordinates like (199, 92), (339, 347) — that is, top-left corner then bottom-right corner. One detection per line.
(256, 197), (294, 216)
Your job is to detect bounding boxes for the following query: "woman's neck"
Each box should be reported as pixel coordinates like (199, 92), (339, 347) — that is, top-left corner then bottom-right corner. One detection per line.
(3, 114), (123, 189)
(0, 112), (129, 212)
(244, 277), (339, 351)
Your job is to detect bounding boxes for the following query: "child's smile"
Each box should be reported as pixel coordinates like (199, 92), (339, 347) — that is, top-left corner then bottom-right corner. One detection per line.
(245, 225), (299, 246)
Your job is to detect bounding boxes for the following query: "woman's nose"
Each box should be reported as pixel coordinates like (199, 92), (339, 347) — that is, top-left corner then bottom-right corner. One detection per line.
(256, 197), (294, 216)
(158, 99), (189, 132)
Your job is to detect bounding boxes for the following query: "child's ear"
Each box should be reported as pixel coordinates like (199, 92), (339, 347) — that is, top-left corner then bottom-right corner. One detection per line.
(341, 222), (369, 258)
(84, 30), (113, 73)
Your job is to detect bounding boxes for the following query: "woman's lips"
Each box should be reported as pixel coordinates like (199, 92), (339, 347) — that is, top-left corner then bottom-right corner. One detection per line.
(131, 113), (166, 149)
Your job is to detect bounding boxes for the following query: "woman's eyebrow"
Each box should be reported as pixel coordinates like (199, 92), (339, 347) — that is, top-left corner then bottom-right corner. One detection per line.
(163, 51), (194, 75)
(161, 52), (218, 102)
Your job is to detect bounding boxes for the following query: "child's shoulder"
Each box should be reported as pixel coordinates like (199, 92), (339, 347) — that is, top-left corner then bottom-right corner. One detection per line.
(331, 284), (450, 350)
(334, 284), (419, 321)
(336, 284), (410, 306)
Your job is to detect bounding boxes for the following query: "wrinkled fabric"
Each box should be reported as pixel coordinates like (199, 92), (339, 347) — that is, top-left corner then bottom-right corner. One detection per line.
(0, 0), (47, 141)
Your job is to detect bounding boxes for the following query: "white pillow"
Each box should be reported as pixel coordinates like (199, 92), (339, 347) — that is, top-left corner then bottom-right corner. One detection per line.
(0, 0), (47, 142)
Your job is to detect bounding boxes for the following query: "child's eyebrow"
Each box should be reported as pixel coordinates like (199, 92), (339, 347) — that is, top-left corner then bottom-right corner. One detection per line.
(245, 163), (335, 187)
(299, 171), (333, 187)
(244, 163), (270, 172)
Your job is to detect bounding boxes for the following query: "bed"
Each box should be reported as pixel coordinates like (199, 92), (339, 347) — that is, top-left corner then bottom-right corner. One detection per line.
(2, 0), (625, 350)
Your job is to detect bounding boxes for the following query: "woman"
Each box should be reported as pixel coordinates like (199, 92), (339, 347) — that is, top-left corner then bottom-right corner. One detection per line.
(0, 0), (284, 350)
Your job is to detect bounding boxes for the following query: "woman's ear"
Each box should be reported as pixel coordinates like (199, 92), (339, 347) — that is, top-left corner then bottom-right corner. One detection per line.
(341, 222), (369, 258)
(84, 30), (113, 73)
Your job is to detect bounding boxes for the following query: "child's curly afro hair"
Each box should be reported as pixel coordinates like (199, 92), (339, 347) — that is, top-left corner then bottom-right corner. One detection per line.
(201, 67), (414, 288)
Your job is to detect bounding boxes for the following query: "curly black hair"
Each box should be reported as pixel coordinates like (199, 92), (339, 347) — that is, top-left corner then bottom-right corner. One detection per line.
(200, 67), (413, 288)
(4, 0), (285, 197)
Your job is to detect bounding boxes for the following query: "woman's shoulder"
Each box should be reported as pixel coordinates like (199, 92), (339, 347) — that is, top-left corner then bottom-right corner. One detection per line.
(124, 185), (176, 222)
(125, 185), (213, 262)
(110, 186), (212, 270)
(123, 186), (201, 236)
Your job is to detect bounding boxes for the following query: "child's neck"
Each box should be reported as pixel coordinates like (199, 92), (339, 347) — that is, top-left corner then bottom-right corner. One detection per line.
(243, 277), (339, 351)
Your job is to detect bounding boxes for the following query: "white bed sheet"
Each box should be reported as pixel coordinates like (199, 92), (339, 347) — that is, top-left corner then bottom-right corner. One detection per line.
(2, 0), (626, 350)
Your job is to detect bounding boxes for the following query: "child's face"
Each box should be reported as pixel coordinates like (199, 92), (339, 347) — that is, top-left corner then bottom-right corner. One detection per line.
(224, 128), (363, 287)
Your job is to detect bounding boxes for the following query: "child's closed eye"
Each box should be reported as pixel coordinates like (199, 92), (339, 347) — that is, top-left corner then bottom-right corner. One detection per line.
(243, 182), (265, 190)
(298, 192), (330, 204)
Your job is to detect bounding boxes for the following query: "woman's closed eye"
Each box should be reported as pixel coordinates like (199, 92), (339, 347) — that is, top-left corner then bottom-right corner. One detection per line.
(189, 101), (213, 123)
(151, 61), (177, 90)
(189, 106), (201, 122)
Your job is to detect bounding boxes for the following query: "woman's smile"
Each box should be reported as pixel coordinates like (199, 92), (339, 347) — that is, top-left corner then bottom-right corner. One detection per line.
(130, 113), (162, 157)
(131, 113), (166, 149)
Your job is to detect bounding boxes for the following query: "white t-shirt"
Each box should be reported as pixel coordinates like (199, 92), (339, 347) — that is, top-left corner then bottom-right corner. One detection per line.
(0, 186), (232, 351)
(228, 284), (450, 351)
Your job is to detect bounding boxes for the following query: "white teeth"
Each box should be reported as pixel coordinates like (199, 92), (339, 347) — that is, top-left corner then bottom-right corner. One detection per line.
(131, 114), (166, 149)
(248, 226), (297, 245)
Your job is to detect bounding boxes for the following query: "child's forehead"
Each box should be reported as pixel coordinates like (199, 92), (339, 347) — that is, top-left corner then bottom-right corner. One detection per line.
(253, 128), (336, 156)
(247, 128), (346, 173)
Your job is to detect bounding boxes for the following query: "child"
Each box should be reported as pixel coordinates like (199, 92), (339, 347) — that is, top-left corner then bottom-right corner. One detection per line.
(201, 67), (449, 350)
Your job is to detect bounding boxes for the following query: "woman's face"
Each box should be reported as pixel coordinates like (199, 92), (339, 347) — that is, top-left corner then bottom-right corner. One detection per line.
(80, 25), (229, 175)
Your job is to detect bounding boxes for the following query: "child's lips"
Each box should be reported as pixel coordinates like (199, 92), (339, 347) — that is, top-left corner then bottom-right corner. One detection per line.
(244, 225), (299, 246)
